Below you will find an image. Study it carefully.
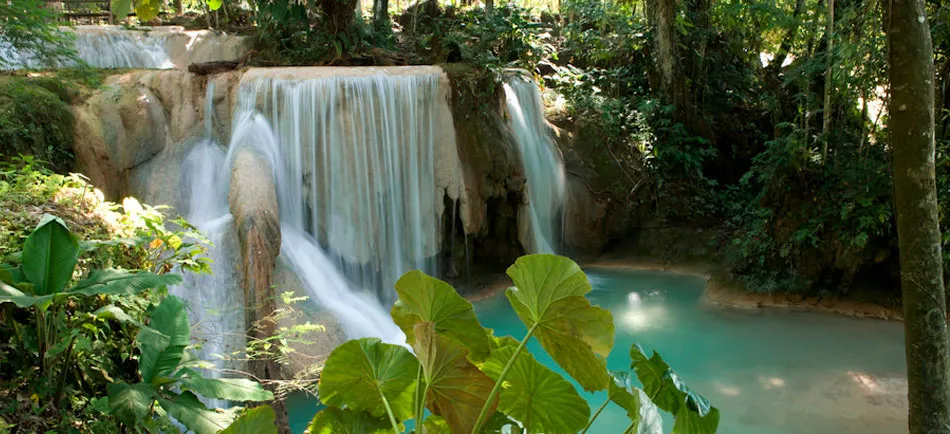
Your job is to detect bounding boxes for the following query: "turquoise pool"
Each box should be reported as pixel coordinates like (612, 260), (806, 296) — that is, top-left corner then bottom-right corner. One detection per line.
(290, 267), (908, 433)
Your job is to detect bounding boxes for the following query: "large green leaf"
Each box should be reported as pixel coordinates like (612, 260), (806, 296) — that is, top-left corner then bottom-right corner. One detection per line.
(609, 371), (664, 434)
(179, 371), (274, 402)
(68, 270), (181, 297)
(22, 215), (78, 296)
(413, 322), (496, 434)
(0, 280), (51, 308)
(158, 391), (234, 434)
(133, 0), (161, 21)
(672, 405), (720, 434)
(630, 345), (712, 418)
(318, 338), (418, 421)
(391, 270), (491, 361)
(422, 415), (451, 433)
(206, 0), (223, 11)
(308, 407), (392, 434)
(505, 254), (614, 391)
(107, 382), (156, 427)
(479, 336), (590, 434)
(111, 0), (131, 17)
(221, 406), (277, 434)
(138, 296), (191, 382)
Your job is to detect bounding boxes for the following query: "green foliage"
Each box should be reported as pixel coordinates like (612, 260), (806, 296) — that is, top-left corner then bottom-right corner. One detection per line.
(106, 295), (274, 433)
(0, 75), (76, 172)
(0, 215), (183, 432)
(310, 254), (718, 434)
(221, 405), (278, 434)
(0, 0), (76, 68)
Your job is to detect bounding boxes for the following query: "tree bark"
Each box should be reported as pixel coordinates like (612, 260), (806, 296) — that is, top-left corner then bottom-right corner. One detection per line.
(821, 0), (834, 161)
(886, 1), (950, 433)
(656, 0), (677, 104)
(372, 0), (388, 30)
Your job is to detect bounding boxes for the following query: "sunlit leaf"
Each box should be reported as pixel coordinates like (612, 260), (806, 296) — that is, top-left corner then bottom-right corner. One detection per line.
(179, 371), (274, 402)
(391, 270), (491, 361)
(111, 0), (132, 17)
(506, 254), (613, 391)
(413, 322), (497, 433)
(68, 269), (181, 297)
(479, 336), (589, 434)
(630, 344), (712, 418)
(609, 370), (663, 434)
(0, 280), (51, 308)
(134, 0), (161, 22)
(206, 0), (223, 11)
(221, 406), (277, 434)
(318, 338), (418, 421)
(158, 391), (234, 434)
(308, 407), (392, 434)
(672, 405), (720, 434)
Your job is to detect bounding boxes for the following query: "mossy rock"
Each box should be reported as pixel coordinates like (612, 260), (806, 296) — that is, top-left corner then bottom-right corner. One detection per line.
(0, 69), (111, 173)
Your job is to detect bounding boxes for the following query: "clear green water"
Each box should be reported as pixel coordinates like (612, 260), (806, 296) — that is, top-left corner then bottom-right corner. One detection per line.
(288, 268), (908, 433)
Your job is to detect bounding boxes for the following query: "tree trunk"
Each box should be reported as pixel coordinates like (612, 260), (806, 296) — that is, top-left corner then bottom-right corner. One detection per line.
(821, 0), (834, 161)
(486, 0), (493, 15)
(372, 0), (388, 30)
(886, 1), (950, 433)
(654, 0), (687, 112)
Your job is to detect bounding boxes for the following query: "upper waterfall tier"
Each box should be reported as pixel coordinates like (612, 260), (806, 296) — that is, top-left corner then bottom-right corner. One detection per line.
(236, 66), (463, 302)
(1, 25), (248, 70)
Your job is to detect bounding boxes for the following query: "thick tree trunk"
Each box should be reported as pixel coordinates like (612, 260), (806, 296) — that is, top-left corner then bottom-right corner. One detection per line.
(886, 1), (950, 433)
(821, 0), (834, 161)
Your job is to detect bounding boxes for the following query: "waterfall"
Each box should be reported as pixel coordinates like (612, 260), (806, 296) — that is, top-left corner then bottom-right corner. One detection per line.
(503, 73), (567, 253)
(175, 84), (244, 408)
(236, 70), (443, 307)
(1, 27), (174, 69)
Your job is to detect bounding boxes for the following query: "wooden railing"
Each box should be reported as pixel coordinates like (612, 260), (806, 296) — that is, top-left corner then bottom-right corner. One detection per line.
(41, 0), (116, 24)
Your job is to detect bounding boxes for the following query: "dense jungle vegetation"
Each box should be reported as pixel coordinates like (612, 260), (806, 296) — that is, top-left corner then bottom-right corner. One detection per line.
(3, 0), (950, 432)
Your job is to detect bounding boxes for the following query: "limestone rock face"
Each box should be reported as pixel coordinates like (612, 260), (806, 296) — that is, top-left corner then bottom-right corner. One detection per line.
(72, 69), (240, 208)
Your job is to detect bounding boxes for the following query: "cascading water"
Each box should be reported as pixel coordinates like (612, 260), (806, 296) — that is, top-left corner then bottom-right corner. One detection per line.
(503, 73), (567, 253)
(237, 70), (442, 307)
(175, 84), (244, 407)
(1, 27), (173, 69)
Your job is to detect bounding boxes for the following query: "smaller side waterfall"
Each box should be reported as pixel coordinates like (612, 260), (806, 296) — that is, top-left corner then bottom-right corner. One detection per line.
(504, 73), (567, 253)
(175, 84), (244, 408)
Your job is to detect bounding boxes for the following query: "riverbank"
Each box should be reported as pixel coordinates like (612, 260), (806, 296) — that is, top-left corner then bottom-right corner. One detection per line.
(460, 253), (905, 321)
(585, 257), (904, 321)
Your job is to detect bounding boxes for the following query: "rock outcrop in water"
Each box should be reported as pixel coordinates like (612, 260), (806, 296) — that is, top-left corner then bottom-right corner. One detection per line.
(228, 148), (289, 433)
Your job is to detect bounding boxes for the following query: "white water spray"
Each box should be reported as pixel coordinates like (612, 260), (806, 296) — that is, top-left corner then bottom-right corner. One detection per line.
(503, 73), (567, 253)
(237, 71), (442, 306)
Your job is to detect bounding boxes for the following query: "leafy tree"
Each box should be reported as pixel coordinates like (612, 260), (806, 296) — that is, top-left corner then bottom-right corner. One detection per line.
(310, 254), (719, 433)
(0, 0), (76, 68)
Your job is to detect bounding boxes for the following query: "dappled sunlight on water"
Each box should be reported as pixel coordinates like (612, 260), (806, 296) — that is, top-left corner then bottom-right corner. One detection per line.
(475, 268), (908, 434)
